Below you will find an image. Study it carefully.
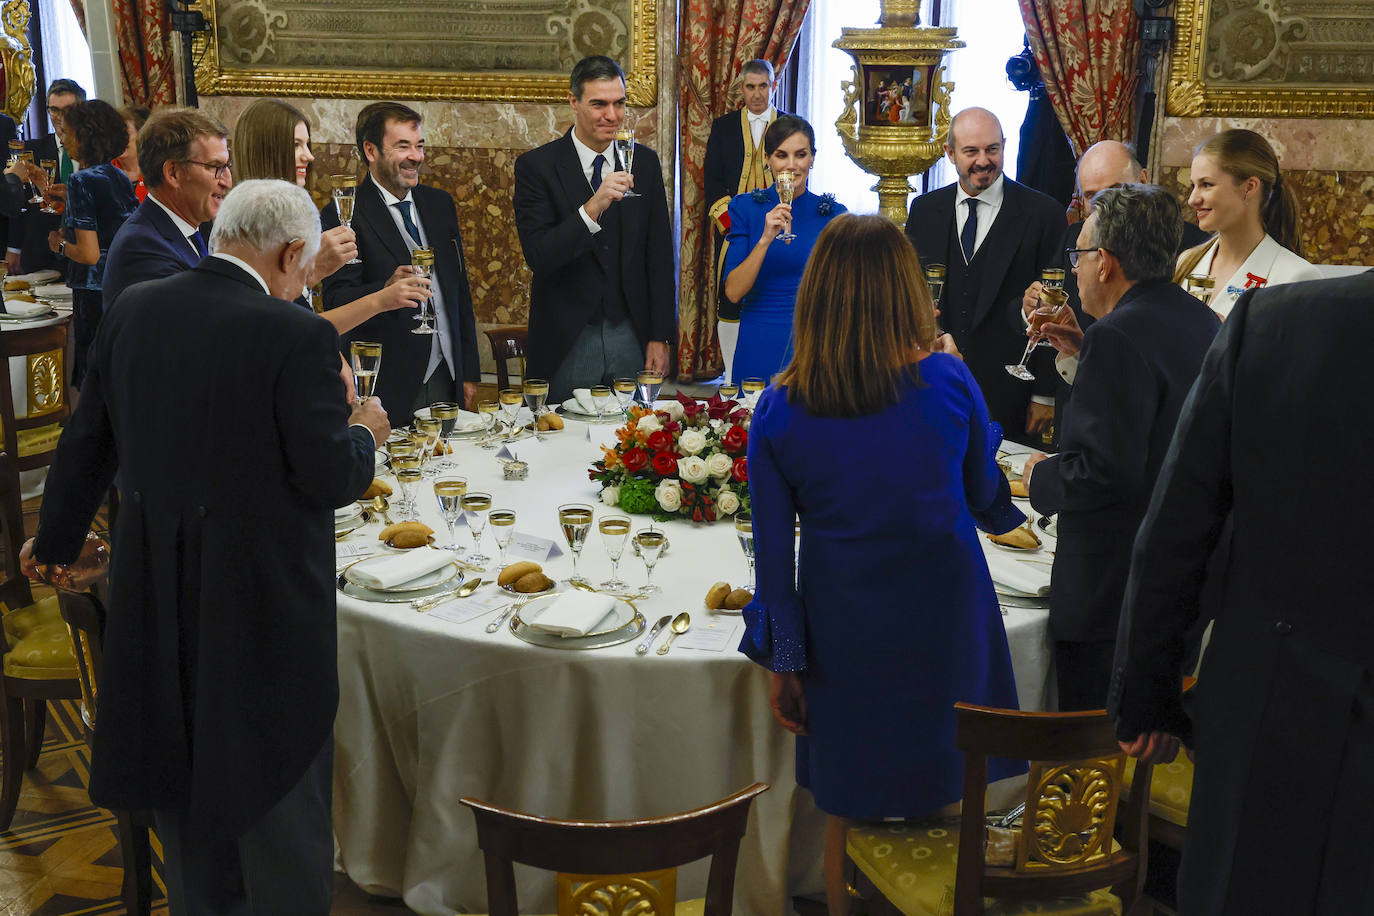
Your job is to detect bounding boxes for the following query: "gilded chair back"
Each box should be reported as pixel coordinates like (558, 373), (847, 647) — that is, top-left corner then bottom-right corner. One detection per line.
(0, 320), (71, 474)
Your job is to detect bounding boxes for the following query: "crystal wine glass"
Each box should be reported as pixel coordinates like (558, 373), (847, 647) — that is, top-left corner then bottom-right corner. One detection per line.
(415, 416), (444, 477)
(522, 378), (549, 420)
(612, 377), (637, 418)
(476, 399), (500, 448)
(589, 385), (612, 423)
(1036, 268), (1066, 349)
(349, 340), (382, 405)
(39, 159), (59, 214)
(735, 513), (756, 592)
(773, 170), (796, 243)
(410, 247), (437, 335)
(558, 503), (594, 585)
(614, 115), (639, 198)
(489, 509), (516, 567)
(498, 388), (523, 438)
(332, 176), (362, 264)
(429, 401), (460, 463)
(741, 377), (766, 411)
(636, 370), (663, 408)
(1005, 285), (1067, 381)
(718, 383), (740, 401)
(461, 491), (492, 566)
(634, 528), (667, 595)
(395, 468), (423, 523)
(598, 513), (631, 589)
(433, 477), (468, 552)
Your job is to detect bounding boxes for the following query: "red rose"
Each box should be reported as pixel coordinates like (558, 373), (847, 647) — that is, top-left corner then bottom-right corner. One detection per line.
(722, 424), (748, 454)
(652, 451), (678, 476)
(664, 420), (682, 434)
(622, 447), (648, 472)
(646, 430), (672, 452)
(732, 457), (748, 482)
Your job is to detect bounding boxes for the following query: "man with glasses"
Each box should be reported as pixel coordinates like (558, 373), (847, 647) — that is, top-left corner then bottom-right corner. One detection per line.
(103, 107), (232, 310)
(5, 78), (85, 275)
(322, 101), (480, 412)
(1018, 184), (1220, 710)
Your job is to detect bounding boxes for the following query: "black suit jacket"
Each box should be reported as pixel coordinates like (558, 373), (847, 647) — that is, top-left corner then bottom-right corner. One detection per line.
(1028, 279), (1220, 642)
(33, 256), (374, 834)
(8, 133), (61, 274)
(905, 178), (1065, 443)
(102, 197), (204, 311)
(513, 130), (676, 379)
(322, 177), (479, 413)
(1108, 272), (1374, 915)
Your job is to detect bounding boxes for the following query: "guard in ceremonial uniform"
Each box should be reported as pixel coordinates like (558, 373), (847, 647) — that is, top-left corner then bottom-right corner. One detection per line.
(703, 59), (787, 381)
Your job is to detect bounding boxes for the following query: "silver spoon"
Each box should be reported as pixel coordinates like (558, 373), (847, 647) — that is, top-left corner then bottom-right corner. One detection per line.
(656, 612), (691, 655)
(413, 577), (487, 612)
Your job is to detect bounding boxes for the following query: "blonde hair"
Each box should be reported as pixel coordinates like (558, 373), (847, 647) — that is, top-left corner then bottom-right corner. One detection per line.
(776, 214), (937, 416)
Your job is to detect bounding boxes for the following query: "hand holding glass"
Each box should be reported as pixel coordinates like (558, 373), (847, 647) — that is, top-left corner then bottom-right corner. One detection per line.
(1005, 285), (1067, 381)
(350, 341), (382, 404)
(773, 171), (796, 243)
(410, 248), (437, 335)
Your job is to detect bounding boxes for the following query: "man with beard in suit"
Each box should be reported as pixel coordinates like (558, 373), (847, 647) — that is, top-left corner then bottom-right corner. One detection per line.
(514, 55), (675, 402)
(905, 107), (1065, 445)
(322, 101), (480, 411)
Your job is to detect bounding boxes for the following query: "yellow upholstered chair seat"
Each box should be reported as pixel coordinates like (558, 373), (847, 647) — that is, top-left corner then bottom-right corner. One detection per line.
(1124, 756), (1192, 827)
(472, 898), (705, 916)
(2, 594), (77, 679)
(847, 820), (1122, 916)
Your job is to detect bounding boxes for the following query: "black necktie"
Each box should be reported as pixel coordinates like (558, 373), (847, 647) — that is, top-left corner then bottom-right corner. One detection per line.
(394, 201), (423, 247)
(590, 153), (606, 191)
(961, 198), (979, 262)
(188, 231), (207, 259)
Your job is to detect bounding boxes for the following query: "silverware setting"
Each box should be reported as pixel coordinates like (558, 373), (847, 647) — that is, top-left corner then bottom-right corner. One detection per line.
(412, 577), (488, 612)
(485, 599), (528, 633)
(656, 612), (692, 655)
(636, 615), (673, 655)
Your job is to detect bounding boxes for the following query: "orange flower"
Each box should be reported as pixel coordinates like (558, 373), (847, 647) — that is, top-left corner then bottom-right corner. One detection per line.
(601, 446), (620, 469)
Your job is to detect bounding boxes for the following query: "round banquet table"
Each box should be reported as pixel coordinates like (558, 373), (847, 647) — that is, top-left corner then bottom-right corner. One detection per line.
(332, 410), (1052, 915)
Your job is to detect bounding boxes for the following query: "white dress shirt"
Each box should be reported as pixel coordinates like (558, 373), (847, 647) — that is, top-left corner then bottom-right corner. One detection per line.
(748, 106), (775, 149)
(148, 192), (204, 260)
(571, 129), (622, 236)
(208, 252), (268, 293)
(954, 173), (1005, 263)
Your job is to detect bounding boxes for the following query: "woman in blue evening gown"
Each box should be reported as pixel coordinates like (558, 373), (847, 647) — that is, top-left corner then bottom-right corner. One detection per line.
(737, 214), (1025, 916)
(722, 115), (845, 383)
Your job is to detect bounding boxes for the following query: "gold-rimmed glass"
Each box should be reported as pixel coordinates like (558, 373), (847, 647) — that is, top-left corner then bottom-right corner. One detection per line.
(1185, 274), (1215, 305)
(718, 383), (740, 401)
(589, 385), (612, 423)
(19, 151), (40, 203)
(410, 247), (436, 335)
(612, 377), (637, 418)
(349, 340), (382, 405)
(415, 417), (444, 477)
(636, 370), (663, 408)
(6, 139), (21, 168)
(613, 114), (639, 198)
(1007, 285), (1067, 381)
(38, 159), (59, 213)
(489, 509), (517, 567)
(736, 514), (756, 591)
(332, 175), (361, 264)
(774, 170), (796, 243)
(498, 388), (523, 438)
(741, 377), (766, 410)
(461, 491), (493, 566)
(395, 468), (424, 522)
(434, 477), (468, 551)
(476, 399), (500, 448)
(558, 503), (594, 585)
(634, 528), (667, 595)
(522, 378), (549, 418)
(598, 513), (631, 589)
(430, 401), (460, 462)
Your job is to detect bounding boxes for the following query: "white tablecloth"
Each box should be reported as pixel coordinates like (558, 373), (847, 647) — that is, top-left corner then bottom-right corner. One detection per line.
(333, 415), (1051, 914)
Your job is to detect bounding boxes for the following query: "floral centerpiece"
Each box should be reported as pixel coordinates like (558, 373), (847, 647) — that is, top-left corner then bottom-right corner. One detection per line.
(589, 392), (751, 522)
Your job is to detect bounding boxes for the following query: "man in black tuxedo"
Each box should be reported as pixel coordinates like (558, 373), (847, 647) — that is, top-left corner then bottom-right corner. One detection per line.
(514, 55), (675, 401)
(6, 79), (84, 275)
(1020, 185), (1220, 710)
(905, 107), (1065, 445)
(703, 59), (782, 380)
(322, 101), (480, 412)
(24, 179), (388, 913)
(103, 108), (232, 310)
(1110, 270), (1374, 914)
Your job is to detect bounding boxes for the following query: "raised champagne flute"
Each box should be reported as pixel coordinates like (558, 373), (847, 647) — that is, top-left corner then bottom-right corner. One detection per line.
(634, 528), (667, 595)
(598, 513), (631, 589)
(774, 170), (796, 243)
(489, 509), (517, 567)
(332, 176), (361, 264)
(20, 151), (41, 203)
(1185, 274), (1215, 304)
(38, 159), (59, 214)
(498, 388), (523, 439)
(741, 377), (766, 411)
(395, 468), (424, 523)
(461, 491), (493, 566)
(636, 369), (663, 408)
(6, 139), (21, 168)
(923, 263), (947, 335)
(410, 247), (437, 334)
(612, 377), (637, 418)
(736, 513), (756, 592)
(430, 401), (460, 463)
(1005, 285), (1067, 381)
(350, 340), (382, 405)
(1036, 268), (1066, 349)
(433, 477), (468, 552)
(614, 116), (639, 198)
(589, 385), (612, 423)
(522, 378), (549, 421)
(558, 503), (594, 585)
(416, 416), (444, 477)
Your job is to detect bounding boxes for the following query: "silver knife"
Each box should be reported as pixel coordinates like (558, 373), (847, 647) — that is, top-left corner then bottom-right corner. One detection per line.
(485, 601), (521, 633)
(636, 615), (673, 655)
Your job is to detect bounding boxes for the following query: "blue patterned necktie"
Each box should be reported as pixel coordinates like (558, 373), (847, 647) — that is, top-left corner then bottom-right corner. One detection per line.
(590, 153), (606, 191)
(394, 200), (423, 247)
(961, 198), (979, 262)
(188, 231), (207, 259)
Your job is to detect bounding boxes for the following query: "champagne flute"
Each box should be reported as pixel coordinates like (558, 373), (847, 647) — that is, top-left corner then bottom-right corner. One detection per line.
(416, 416), (444, 477)
(6, 139), (21, 168)
(1036, 268), (1066, 349)
(741, 377), (766, 411)
(522, 378), (549, 420)
(634, 528), (667, 595)
(430, 401), (460, 463)
(613, 116), (639, 199)
(589, 385), (612, 423)
(1005, 285), (1067, 381)
(736, 513), (756, 591)
(923, 263), (947, 335)
(461, 491), (493, 566)
(390, 449), (423, 517)
(410, 247), (437, 335)
(20, 151), (41, 203)
(612, 377), (637, 418)
(498, 388), (523, 438)
(558, 503), (594, 585)
(332, 176), (362, 264)
(350, 340), (382, 405)
(39, 159), (59, 214)
(434, 477), (468, 551)
(636, 369), (663, 408)
(1185, 274), (1215, 304)
(598, 513), (631, 589)
(395, 468), (424, 523)
(773, 170), (796, 243)
(489, 509), (517, 567)
(476, 399), (500, 448)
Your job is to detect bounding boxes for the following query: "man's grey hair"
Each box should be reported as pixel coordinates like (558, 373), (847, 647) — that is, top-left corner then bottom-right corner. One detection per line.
(1087, 183), (1182, 284)
(741, 59), (774, 80)
(209, 179), (321, 266)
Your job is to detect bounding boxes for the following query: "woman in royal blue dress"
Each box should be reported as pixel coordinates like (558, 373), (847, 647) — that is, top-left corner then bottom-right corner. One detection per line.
(722, 115), (845, 383)
(738, 214), (1025, 916)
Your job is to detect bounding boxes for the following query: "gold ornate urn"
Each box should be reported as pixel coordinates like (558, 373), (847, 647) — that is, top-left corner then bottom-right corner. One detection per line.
(832, 0), (962, 225)
(0, 0), (34, 124)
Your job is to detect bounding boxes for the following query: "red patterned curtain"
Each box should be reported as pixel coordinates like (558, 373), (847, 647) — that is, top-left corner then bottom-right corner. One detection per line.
(1018, 0), (1139, 157)
(676, 0), (811, 381)
(66, 0), (86, 34)
(112, 0), (176, 106)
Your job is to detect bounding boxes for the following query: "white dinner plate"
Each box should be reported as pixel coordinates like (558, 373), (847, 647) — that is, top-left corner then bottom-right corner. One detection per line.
(31, 284), (72, 300)
(509, 594), (646, 650)
(335, 503), (363, 522)
(561, 398), (602, 419)
(343, 556), (461, 594)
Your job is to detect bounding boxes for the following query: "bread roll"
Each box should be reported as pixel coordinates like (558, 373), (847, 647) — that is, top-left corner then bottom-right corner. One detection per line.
(498, 561), (542, 588)
(988, 527), (1039, 549)
(7, 293), (36, 303)
(513, 571), (553, 593)
(3, 279), (28, 291)
(390, 528), (432, 548)
(1008, 478), (1028, 498)
(723, 589), (752, 610)
(378, 521), (432, 543)
(537, 413), (564, 431)
(704, 582), (731, 609)
(362, 479), (393, 499)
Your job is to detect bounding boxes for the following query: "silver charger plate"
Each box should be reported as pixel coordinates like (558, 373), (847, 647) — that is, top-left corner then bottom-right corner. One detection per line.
(335, 517), (366, 538)
(560, 398), (603, 419)
(996, 592), (1049, 610)
(1035, 514), (1058, 539)
(509, 594), (645, 649)
(339, 557), (464, 602)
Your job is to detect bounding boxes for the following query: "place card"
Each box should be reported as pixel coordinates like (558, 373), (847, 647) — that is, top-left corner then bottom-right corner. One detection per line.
(586, 426), (621, 450)
(504, 531), (564, 564)
(674, 619), (741, 653)
(336, 542), (380, 561)
(495, 436), (546, 461)
(427, 590), (509, 626)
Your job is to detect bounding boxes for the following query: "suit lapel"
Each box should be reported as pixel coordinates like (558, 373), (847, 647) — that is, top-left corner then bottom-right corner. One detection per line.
(356, 178), (412, 267)
(143, 198), (199, 268)
(970, 180), (1025, 328)
(554, 131), (592, 215)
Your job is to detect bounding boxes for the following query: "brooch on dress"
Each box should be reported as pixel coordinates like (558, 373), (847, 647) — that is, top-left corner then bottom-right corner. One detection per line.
(751, 188), (769, 203)
(817, 193), (836, 216)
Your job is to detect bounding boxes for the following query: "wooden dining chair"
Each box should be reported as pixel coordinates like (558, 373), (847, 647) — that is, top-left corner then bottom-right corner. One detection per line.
(847, 703), (1154, 916)
(460, 782), (769, 915)
(55, 587), (153, 915)
(482, 326), (528, 391)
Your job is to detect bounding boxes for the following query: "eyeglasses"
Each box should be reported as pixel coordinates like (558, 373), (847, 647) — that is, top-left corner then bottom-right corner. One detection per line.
(1065, 246), (1113, 268)
(183, 159), (233, 180)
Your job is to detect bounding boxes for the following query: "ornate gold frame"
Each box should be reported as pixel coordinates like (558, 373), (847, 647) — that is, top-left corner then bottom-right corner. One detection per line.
(191, 0), (658, 106)
(1167, 0), (1374, 118)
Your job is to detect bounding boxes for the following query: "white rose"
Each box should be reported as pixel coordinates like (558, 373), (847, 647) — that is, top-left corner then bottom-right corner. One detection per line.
(705, 452), (733, 479)
(660, 401), (685, 422)
(678, 428), (707, 456)
(637, 414), (663, 434)
(677, 455), (709, 485)
(709, 418), (724, 434)
(655, 479), (682, 512)
(601, 485), (620, 507)
(715, 488), (740, 515)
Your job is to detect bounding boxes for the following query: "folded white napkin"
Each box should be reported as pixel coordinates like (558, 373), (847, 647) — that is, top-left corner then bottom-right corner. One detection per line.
(350, 549), (452, 590)
(982, 544), (1051, 597)
(451, 410), (485, 432)
(10, 269), (59, 285)
(3, 299), (49, 317)
(572, 388), (597, 415)
(527, 592), (617, 637)
(31, 284), (72, 299)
